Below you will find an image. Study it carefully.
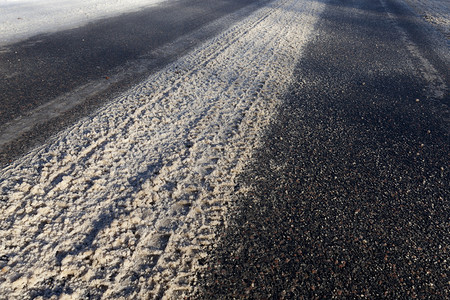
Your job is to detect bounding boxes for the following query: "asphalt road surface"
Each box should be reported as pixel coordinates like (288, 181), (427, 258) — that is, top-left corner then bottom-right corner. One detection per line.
(0, 0), (268, 166)
(0, 0), (448, 298)
(195, 0), (449, 298)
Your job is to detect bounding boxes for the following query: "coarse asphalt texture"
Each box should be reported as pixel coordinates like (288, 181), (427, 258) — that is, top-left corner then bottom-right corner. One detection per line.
(195, 0), (449, 298)
(0, 0), (268, 167)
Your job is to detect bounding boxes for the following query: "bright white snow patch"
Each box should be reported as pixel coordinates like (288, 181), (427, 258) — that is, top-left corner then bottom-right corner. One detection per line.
(0, 0), (324, 298)
(0, 0), (167, 46)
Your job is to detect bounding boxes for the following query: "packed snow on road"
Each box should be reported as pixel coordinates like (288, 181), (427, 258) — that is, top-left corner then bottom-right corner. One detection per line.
(0, 0), (447, 298)
(0, 0), (325, 298)
(0, 0), (167, 46)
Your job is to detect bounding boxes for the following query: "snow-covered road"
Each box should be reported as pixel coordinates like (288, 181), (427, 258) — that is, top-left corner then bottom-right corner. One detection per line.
(0, 0), (167, 46)
(0, 0), (324, 298)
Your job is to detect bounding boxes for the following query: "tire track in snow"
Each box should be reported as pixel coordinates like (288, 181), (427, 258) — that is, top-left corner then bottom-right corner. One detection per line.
(0, 0), (324, 298)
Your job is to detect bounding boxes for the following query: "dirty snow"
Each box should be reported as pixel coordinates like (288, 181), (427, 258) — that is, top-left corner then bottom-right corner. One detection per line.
(0, 0), (324, 298)
(403, 0), (450, 37)
(0, 0), (167, 46)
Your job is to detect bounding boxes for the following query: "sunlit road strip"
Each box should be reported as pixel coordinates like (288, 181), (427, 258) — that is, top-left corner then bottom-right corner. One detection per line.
(0, 0), (166, 46)
(0, 0), (324, 298)
(0, 0), (271, 166)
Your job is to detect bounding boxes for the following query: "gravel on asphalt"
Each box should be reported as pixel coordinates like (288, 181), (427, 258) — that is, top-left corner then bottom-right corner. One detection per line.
(195, 0), (449, 298)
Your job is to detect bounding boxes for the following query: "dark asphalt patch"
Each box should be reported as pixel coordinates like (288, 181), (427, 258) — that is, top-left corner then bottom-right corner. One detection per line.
(0, 0), (269, 167)
(195, 0), (449, 298)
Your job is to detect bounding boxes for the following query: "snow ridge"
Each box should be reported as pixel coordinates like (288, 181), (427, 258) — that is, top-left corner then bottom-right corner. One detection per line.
(0, 0), (324, 298)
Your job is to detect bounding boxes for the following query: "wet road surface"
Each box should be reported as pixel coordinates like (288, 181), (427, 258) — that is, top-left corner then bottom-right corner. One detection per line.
(0, 0), (268, 166)
(196, 0), (449, 298)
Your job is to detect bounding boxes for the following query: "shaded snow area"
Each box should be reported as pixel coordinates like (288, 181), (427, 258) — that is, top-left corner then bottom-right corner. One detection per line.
(0, 0), (324, 298)
(404, 0), (450, 37)
(0, 0), (167, 46)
